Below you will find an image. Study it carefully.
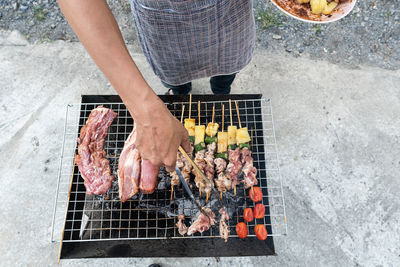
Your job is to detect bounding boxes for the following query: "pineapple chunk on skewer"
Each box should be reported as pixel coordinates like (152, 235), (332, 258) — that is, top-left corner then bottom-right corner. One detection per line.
(206, 122), (219, 137)
(236, 127), (251, 145)
(217, 132), (228, 154)
(185, 118), (195, 137)
(195, 125), (205, 145)
(227, 125), (237, 147)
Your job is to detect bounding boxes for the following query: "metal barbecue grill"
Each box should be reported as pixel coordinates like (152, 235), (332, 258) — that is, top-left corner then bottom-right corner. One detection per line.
(52, 94), (287, 259)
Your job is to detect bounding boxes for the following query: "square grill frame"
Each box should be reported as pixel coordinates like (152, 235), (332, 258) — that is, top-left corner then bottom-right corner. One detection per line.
(52, 94), (287, 259)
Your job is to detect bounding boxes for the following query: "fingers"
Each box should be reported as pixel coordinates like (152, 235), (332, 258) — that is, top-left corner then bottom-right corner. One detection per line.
(164, 152), (177, 172)
(179, 126), (192, 153)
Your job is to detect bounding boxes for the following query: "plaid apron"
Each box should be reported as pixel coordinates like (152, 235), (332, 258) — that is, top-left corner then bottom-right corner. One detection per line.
(131, 0), (255, 86)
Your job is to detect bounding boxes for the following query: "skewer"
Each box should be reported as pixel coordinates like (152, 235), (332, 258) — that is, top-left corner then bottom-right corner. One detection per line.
(229, 99), (233, 127)
(250, 127), (254, 194)
(171, 106), (186, 201)
(234, 100), (242, 129)
(180, 105), (185, 123)
(212, 104), (215, 124)
(229, 100), (237, 196)
(189, 94), (192, 119)
(222, 104), (225, 132)
(198, 101), (201, 126)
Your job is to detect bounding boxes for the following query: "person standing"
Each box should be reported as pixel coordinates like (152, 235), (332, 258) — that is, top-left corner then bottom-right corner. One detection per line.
(58, 0), (255, 170)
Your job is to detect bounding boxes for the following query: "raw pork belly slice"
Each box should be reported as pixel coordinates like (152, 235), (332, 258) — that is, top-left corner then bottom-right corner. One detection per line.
(118, 130), (141, 202)
(118, 127), (160, 201)
(187, 208), (216, 235)
(139, 159), (160, 194)
(75, 106), (117, 195)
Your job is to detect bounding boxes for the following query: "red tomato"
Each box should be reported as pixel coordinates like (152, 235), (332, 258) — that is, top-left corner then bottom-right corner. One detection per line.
(254, 203), (265, 219)
(255, 224), (268, 240)
(236, 222), (248, 239)
(243, 208), (254, 222)
(249, 187), (263, 202)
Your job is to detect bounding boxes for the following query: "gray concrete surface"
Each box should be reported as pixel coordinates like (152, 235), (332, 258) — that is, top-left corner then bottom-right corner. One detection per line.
(0, 30), (399, 266)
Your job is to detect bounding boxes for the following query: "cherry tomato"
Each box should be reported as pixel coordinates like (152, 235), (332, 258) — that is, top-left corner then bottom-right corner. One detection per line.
(249, 187), (263, 202)
(254, 203), (265, 219)
(243, 208), (254, 222)
(255, 224), (268, 240)
(236, 222), (248, 239)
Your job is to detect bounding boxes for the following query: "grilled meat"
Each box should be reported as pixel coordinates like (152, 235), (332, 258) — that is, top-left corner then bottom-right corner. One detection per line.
(204, 142), (216, 189)
(219, 207), (230, 242)
(241, 147), (258, 188)
(227, 147), (242, 187)
(214, 157), (232, 192)
(76, 106), (117, 195)
(192, 149), (210, 194)
(118, 130), (141, 202)
(176, 214), (188, 236)
(187, 208), (216, 235)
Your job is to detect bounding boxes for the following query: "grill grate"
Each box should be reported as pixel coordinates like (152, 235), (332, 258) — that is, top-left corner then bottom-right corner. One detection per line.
(51, 95), (287, 245)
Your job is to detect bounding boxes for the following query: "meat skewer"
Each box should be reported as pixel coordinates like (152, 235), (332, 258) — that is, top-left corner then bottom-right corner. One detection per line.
(204, 104), (218, 202)
(214, 104), (232, 198)
(76, 106), (117, 195)
(192, 101), (212, 200)
(226, 100), (242, 195)
(234, 100), (258, 189)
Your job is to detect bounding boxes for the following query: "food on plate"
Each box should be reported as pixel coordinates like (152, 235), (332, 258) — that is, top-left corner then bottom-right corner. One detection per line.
(187, 208), (216, 235)
(243, 208), (254, 222)
(254, 203), (265, 219)
(249, 186), (263, 202)
(76, 105), (117, 195)
(254, 224), (268, 240)
(219, 207), (230, 242)
(118, 127), (160, 202)
(273, 0), (350, 22)
(176, 214), (188, 236)
(236, 222), (248, 239)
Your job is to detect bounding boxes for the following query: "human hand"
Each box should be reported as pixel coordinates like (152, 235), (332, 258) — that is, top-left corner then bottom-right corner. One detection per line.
(129, 92), (191, 172)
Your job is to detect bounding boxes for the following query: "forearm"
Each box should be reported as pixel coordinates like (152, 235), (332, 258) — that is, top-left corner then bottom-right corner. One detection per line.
(58, 0), (155, 116)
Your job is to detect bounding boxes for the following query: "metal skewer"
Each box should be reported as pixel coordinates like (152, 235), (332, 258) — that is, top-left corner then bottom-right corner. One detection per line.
(174, 166), (211, 221)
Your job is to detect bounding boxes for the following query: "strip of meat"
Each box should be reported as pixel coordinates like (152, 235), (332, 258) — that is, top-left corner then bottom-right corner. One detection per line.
(226, 147), (242, 187)
(139, 159), (160, 194)
(187, 208), (216, 235)
(176, 214), (188, 236)
(76, 106), (117, 195)
(117, 130), (141, 202)
(219, 207), (230, 242)
(240, 147), (258, 188)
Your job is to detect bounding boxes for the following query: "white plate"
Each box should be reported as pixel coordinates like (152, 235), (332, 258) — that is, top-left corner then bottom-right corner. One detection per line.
(271, 0), (357, 24)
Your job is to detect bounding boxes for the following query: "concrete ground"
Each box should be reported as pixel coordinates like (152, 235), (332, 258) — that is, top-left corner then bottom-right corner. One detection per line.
(0, 30), (399, 266)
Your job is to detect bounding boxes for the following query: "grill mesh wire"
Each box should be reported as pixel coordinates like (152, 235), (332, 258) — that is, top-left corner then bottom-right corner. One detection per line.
(51, 98), (287, 242)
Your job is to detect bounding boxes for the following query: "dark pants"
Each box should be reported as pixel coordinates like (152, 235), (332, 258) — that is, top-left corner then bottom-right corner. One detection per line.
(162, 73), (236, 95)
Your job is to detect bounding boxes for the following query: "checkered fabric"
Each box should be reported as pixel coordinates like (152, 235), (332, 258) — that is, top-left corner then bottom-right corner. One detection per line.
(131, 0), (255, 86)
